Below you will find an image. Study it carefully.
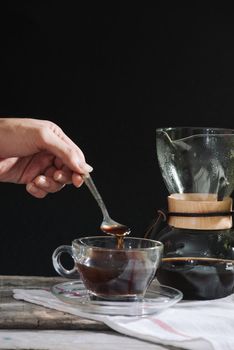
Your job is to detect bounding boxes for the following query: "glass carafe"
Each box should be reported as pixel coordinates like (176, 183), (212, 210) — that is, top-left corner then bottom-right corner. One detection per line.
(152, 127), (234, 300)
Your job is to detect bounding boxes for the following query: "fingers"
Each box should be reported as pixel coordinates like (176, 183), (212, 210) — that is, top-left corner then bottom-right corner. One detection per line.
(26, 175), (66, 198)
(50, 158), (85, 187)
(72, 173), (84, 188)
(35, 175), (66, 193)
(25, 160), (86, 198)
(53, 167), (73, 184)
(53, 167), (84, 187)
(26, 182), (48, 198)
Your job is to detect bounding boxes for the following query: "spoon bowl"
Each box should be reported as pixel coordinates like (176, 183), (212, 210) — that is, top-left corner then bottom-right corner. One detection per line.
(83, 174), (131, 237)
(101, 219), (130, 236)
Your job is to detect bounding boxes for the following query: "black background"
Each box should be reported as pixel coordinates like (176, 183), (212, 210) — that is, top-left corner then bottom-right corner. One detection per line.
(0, 3), (233, 276)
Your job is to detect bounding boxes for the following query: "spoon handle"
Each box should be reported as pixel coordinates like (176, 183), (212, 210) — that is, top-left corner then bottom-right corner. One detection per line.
(83, 174), (109, 218)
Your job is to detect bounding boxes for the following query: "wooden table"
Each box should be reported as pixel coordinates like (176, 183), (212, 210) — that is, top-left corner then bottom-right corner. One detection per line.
(0, 275), (183, 350)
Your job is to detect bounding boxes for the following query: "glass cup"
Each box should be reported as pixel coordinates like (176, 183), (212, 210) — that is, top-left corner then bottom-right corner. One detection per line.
(52, 236), (163, 301)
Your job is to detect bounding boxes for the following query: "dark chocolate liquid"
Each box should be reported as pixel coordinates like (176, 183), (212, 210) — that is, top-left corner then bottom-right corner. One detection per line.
(76, 255), (154, 299)
(157, 257), (234, 300)
(102, 226), (128, 248)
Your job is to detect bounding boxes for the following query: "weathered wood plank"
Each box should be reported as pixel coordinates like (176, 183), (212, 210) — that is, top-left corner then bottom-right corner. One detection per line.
(0, 275), (108, 330)
(0, 276), (184, 350)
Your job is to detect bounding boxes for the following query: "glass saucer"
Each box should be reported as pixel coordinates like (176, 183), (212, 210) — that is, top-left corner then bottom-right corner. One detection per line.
(51, 279), (183, 316)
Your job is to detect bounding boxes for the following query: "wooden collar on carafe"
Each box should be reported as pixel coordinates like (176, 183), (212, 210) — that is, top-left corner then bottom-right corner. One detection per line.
(167, 193), (233, 230)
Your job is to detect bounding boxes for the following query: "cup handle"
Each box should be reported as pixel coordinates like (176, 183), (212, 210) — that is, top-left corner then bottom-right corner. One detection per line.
(52, 245), (80, 279)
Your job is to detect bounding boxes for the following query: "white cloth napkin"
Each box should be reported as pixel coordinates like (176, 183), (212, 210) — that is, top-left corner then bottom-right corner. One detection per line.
(13, 287), (234, 350)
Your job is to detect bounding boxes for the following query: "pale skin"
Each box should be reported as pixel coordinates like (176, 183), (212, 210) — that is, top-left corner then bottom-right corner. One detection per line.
(0, 118), (93, 198)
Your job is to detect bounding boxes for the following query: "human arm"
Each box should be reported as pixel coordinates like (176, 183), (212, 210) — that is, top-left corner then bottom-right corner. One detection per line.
(0, 118), (93, 198)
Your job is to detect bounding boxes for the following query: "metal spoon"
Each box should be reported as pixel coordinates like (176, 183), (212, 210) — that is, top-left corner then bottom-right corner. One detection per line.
(83, 174), (130, 236)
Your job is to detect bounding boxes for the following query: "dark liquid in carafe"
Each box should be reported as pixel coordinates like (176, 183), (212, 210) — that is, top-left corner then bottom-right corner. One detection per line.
(156, 257), (234, 300)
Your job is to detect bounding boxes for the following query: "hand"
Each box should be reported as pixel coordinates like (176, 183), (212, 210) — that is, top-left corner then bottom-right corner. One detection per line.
(0, 118), (93, 198)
